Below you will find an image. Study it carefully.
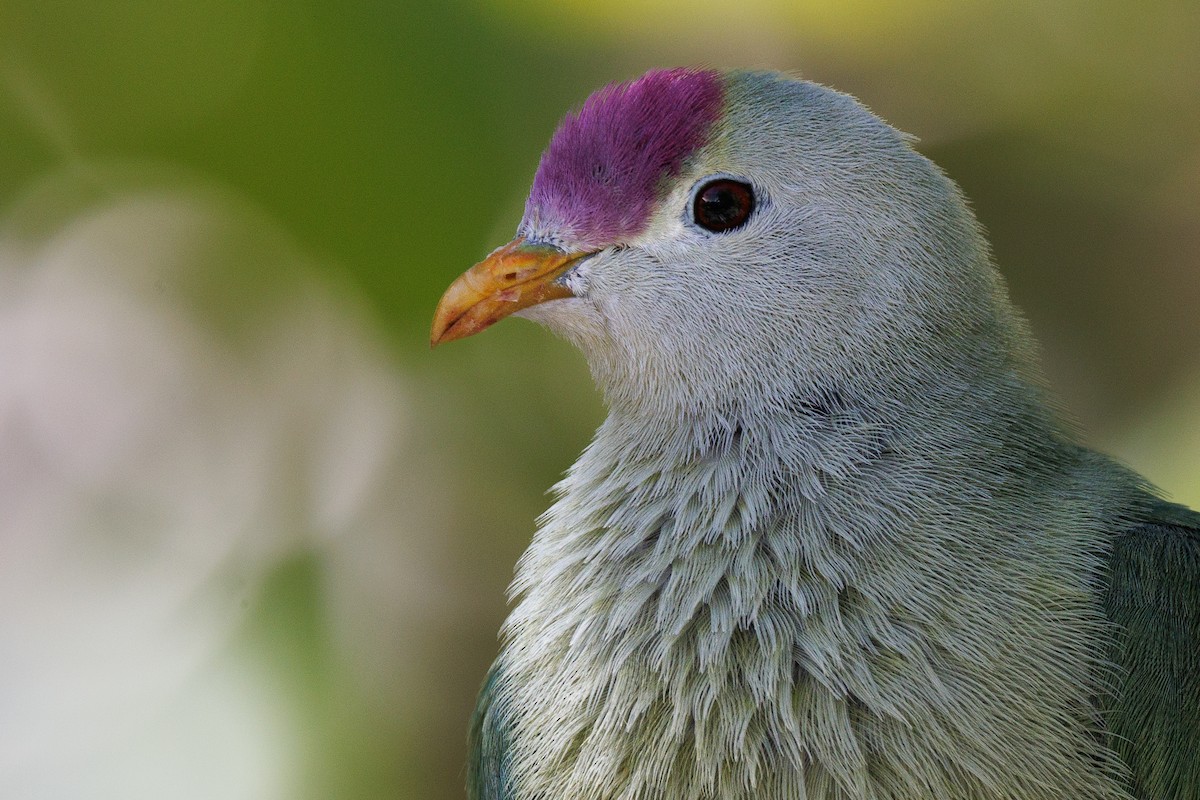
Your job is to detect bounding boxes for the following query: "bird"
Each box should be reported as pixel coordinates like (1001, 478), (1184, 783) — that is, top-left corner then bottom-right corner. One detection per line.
(430, 68), (1200, 800)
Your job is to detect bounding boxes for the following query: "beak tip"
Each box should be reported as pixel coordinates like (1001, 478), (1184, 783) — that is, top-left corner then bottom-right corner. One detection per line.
(429, 305), (456, 348)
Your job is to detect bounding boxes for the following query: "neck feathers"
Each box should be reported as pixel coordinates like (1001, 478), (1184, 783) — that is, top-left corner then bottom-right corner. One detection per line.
(497, 388), (1136, 799)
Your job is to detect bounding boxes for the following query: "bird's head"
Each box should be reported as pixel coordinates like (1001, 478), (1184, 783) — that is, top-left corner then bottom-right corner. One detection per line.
(432, 69), (1020, 420)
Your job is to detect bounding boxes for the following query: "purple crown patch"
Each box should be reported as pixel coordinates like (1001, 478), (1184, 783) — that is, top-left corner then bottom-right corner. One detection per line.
(522, 68), (724, 248)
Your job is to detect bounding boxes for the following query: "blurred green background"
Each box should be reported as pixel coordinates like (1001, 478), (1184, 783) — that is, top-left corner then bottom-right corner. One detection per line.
(1, 1), (1197, 798)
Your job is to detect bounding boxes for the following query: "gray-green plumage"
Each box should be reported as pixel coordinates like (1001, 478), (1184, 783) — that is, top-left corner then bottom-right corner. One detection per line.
(1103, 504), (1200, 799)
(450, 69), (1199, 800)
(469, 662), (514, 800)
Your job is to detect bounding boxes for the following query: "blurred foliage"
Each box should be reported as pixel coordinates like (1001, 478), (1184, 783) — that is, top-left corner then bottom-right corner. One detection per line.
(1, 1), (1197, 798)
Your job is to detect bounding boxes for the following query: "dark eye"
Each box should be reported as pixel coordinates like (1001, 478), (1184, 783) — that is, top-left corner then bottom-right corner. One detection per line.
(692, 179), (755, 233)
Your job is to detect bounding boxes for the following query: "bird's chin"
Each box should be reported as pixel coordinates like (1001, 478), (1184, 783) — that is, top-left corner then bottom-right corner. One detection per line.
(515, 297), (609, 349)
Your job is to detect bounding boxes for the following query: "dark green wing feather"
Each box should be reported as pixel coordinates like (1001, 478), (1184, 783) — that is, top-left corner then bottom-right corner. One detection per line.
(1104, 501), (1200, 800)
(468, 660), (515, 800)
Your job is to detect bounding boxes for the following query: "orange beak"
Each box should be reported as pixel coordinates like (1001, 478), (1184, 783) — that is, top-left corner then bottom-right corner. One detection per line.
(430, 238), (592, 347)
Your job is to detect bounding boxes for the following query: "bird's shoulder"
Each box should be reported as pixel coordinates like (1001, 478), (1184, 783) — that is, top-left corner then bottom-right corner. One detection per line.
(468, 660), (515, 800)
(1104, 499), (1200, 800)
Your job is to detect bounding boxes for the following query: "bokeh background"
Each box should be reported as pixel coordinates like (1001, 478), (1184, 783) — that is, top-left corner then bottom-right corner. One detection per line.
(2, 1), (1198, 798)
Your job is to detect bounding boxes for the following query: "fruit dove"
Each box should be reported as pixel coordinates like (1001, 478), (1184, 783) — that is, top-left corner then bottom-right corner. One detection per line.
(431, 68), (1200, 800)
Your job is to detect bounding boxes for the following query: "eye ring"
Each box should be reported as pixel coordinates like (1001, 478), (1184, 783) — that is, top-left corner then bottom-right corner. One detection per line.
(691, 178), (755, 233)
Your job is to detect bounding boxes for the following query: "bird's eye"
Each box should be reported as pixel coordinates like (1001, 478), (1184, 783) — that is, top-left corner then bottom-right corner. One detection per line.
(692, 179), (755, 233)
